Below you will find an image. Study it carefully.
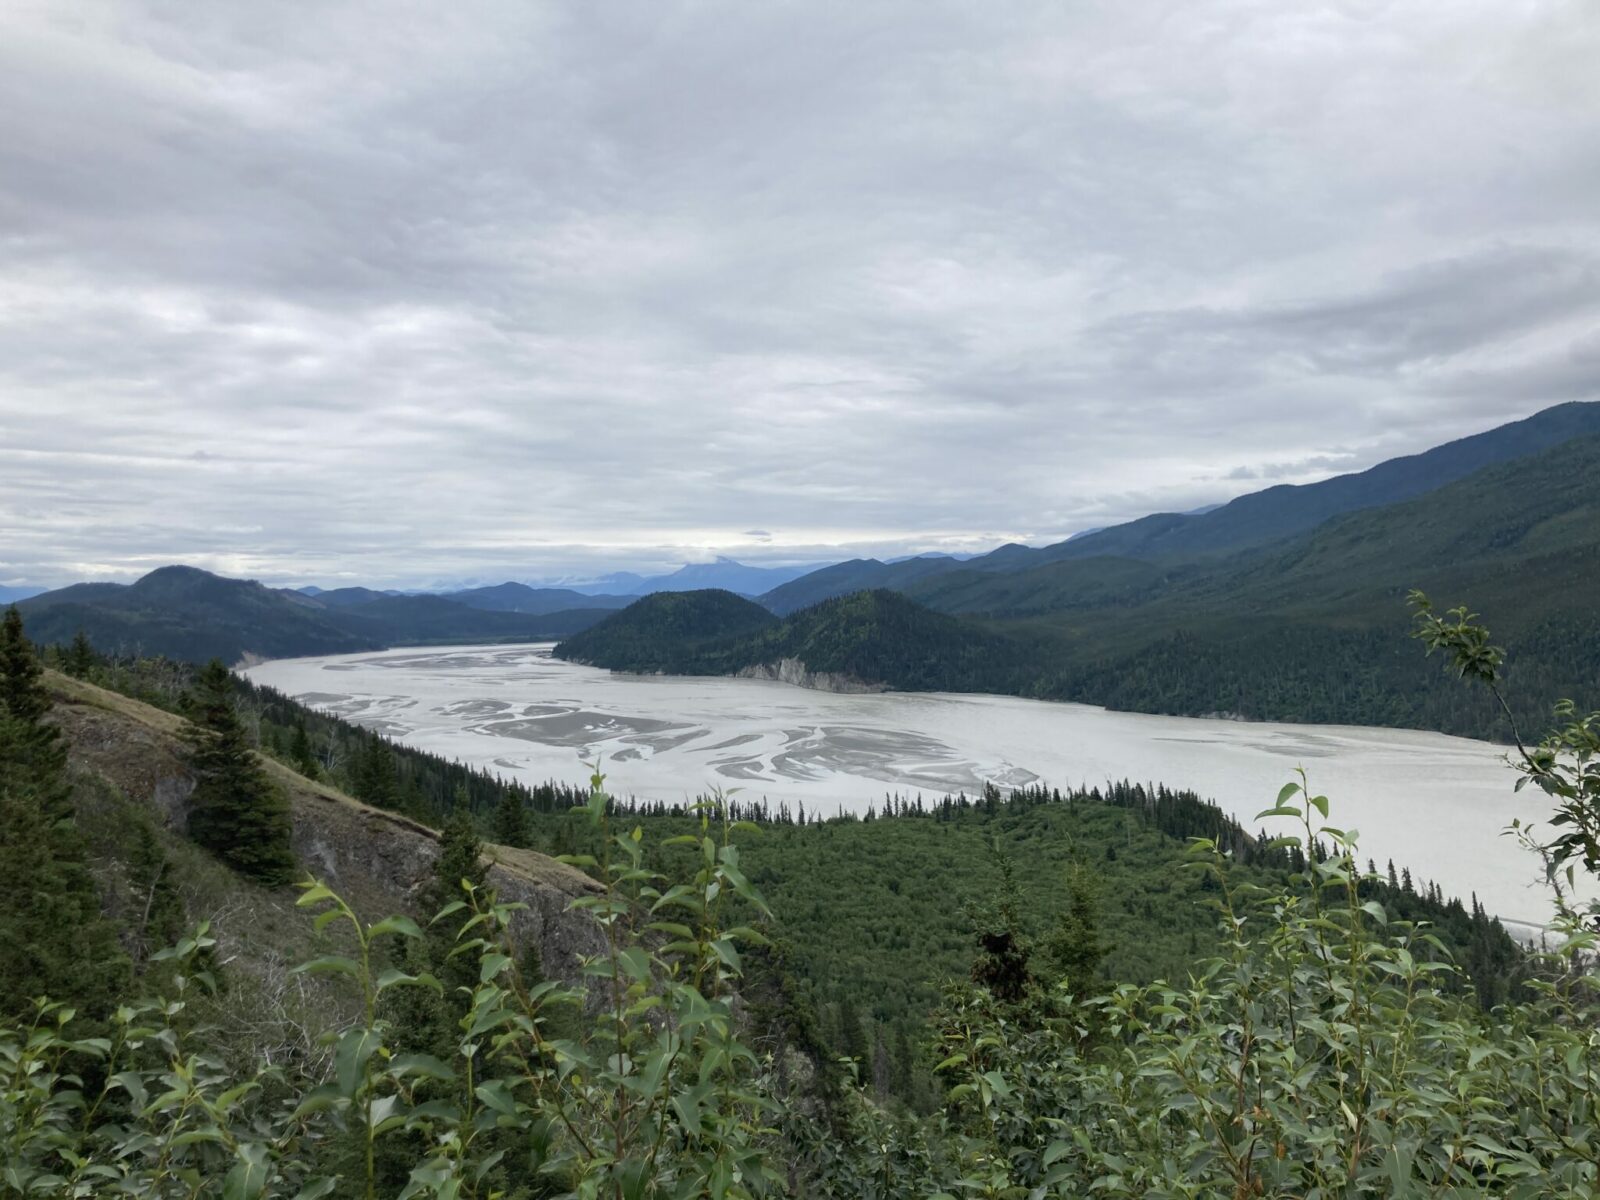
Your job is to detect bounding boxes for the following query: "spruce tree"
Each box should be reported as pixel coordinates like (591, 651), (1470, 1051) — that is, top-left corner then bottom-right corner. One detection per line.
(491, 785), (531, 848)
(837, 994), (869, 1066)
(0, 607), (127, 1017)
(351, 734), (401, 809)
(128, 818), (184, 969)
(1042, 863), (1106, 994)
(388, 795), (490, 1061)
(63, 630), (96, 679)
(183, 659), (296, 886)
(288, 720), (319, 779)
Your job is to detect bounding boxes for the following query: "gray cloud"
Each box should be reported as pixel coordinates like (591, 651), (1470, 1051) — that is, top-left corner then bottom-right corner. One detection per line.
(2, 0), (1597, 588)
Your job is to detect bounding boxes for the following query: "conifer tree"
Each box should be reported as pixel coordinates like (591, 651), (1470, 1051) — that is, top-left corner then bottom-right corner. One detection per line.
(0, 607), (127, 1017)
(289, 720), (319, 780)
(127, 818), (184, 970)
(491, 785), (531, 848)
(1043, 863), (1107, 994)
(351, 734), (402, 809)
(837, 994), (869, 1066)
(183, 659), (296, 886)
(63, 630), (96, 679)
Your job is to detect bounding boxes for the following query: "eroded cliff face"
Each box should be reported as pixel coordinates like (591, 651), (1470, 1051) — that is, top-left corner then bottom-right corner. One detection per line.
(46, 673), (607, 986)
(733, 657), (888, 694)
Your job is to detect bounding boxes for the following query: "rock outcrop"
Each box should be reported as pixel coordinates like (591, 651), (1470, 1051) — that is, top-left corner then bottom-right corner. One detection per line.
(733, 657), (888, 694)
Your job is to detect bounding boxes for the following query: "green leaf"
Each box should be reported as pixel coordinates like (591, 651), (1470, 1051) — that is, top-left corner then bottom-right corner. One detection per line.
(222, 1144), (269, 1200)
(335, 1027), (382, 1097)
(1254, 806), (1302, 820)
(296, 882), (337, 908)
(376, 969), (443, 995)
(369, 915), (424, 941)
(390, 1053), (455, 1082)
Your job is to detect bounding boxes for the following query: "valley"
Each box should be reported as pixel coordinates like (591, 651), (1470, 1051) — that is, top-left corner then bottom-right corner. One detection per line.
(244, 641), (1557, 928)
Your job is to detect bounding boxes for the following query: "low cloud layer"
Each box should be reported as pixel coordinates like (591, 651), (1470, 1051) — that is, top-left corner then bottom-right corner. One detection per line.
(2, 1), (1597, 588)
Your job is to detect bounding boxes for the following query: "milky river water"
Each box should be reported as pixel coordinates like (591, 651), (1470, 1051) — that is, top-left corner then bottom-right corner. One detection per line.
(245, 643), (1565, 929)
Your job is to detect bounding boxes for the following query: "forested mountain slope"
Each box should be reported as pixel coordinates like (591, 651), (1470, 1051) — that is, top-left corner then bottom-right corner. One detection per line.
(566, 435), (1600, 738)
(16, 664), (603, 1065)
(761, 400), (1600, 612)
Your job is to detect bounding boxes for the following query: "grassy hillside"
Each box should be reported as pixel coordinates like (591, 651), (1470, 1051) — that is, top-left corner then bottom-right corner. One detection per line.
(28, 667), (602, 1080)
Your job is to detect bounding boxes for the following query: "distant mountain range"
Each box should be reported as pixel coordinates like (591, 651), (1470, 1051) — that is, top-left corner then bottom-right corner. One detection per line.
(15, 567), (616, 664)
(564, 557), (831, 597)
(15, 401), (1600, 738)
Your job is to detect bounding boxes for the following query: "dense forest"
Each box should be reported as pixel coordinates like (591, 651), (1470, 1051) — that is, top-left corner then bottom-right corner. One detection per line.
(8, 600), (1589, 1195)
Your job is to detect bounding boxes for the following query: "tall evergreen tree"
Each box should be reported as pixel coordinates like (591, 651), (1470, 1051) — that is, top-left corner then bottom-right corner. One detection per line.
(127, 818), (184, 970)
(351, 734), (402, 810)
(288, 720), (319, 780)
(1042, 863), (1107, 994)
(63, 630), (96, 679)
(388, 794), (490, 1062)
(491, 785), (531, 848)
(183, 659), (296, 886)
(837, 994), (869, 1067)
(0, 607), (127, 1017)
(966, 843), (1032, 1003)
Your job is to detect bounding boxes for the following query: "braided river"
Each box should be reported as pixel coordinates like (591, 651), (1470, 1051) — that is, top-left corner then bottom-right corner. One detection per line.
(245, 642), (1565, 930)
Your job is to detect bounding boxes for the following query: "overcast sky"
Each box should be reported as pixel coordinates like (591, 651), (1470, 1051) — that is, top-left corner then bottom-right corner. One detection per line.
(2, 1), (1597, 589)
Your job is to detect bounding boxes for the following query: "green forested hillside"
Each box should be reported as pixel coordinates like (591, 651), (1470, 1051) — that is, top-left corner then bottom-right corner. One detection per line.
(568, 435), (1600, 739)
(757, 400), (1600, 611)
(554, 588), (779, 670)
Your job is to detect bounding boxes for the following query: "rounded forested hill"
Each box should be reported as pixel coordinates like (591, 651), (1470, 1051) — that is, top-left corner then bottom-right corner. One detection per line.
(552, 589), (777, 671)
(557, 586), (1035, 693)
(695, 588), (1033, 692)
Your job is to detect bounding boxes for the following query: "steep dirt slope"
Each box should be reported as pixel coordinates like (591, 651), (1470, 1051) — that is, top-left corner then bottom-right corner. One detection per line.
(45, 671), (605, 994)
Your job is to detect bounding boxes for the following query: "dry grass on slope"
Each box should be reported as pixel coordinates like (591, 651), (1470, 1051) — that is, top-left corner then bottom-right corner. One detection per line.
(42, 669), (606, 1052)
